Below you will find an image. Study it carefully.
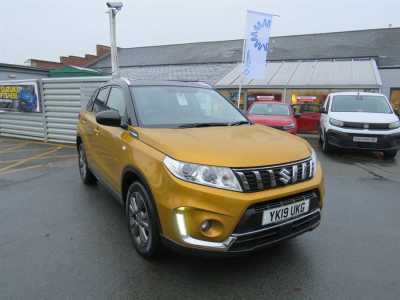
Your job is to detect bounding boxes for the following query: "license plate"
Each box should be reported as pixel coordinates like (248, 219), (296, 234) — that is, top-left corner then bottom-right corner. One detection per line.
(262, 199), (310, 226)
(353, 136), (378, 143)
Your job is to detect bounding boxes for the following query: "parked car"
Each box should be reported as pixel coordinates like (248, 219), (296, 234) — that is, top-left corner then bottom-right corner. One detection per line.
(77, 79), (324, 258)
(319, 92), (400, 159)
(247, 101), (298, 134)
(292, 103), (321, 133)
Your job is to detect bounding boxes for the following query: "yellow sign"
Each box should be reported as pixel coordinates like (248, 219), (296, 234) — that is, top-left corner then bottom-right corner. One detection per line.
(0, 86), (19, 100)
(0, 82), (40, 112)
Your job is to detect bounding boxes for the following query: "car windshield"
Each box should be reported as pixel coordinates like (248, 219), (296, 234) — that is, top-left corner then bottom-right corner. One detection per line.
(331, 95), (392, 113)
(249, 103), (290, 116)
(131, 86), (248, 128)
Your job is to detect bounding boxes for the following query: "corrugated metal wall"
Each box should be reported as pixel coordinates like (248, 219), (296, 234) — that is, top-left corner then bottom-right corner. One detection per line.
(42, 77), (110, 143)
(0, 112), (45, 141)
(0, 76), (110, 144)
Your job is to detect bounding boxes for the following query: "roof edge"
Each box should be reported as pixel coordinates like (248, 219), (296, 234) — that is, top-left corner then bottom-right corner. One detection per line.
(0, 62), (49, 73)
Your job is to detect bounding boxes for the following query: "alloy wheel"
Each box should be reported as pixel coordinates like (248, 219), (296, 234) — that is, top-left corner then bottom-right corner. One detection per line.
(79, 145), (87, 179)
(128, 192), (151, 248)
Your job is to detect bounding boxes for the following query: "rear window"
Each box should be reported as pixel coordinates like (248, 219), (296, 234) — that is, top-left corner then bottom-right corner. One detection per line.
(331, 95), (392, 113)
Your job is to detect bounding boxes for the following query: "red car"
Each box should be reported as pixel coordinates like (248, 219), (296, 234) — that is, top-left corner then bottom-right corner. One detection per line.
(291, 103), (321, 133)
(247, 101), (298, 134)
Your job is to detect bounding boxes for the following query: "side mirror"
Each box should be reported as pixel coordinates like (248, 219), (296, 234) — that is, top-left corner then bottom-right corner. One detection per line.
(96, 110), (122, 127)
(320, 107), (327, 114)
(294, 112), (301, 118)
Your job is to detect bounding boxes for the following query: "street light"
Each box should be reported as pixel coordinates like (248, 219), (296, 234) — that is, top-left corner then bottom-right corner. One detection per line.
(106, 2), (123, 77)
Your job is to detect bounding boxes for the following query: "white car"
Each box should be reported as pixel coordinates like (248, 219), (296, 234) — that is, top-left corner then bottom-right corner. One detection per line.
(319, 92), (400, 159)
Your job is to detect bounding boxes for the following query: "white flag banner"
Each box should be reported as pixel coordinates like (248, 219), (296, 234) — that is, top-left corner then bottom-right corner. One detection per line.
(243, 10), (273, 80)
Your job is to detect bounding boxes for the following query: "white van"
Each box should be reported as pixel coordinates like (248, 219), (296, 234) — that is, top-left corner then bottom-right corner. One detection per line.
(319, 92), (400, 159)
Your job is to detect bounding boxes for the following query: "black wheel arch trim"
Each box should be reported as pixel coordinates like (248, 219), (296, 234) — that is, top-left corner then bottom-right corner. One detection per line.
(121, 165), (163, 234)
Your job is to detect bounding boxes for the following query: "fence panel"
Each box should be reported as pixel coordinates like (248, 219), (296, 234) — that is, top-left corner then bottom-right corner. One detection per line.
(0, 76), (110, 144)
(0, 112), (45, 141)
(42, 77), (110, 144)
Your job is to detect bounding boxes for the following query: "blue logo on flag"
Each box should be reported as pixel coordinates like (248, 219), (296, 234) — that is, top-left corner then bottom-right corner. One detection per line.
(250, 18), (271, 51)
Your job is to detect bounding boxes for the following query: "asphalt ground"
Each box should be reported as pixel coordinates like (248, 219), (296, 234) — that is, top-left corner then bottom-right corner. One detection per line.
(0, 136), (399, 300)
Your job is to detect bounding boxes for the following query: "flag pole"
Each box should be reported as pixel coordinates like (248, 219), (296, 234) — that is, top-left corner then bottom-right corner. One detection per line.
(237, 12), (280, 109)
(237, 39), (246, 109)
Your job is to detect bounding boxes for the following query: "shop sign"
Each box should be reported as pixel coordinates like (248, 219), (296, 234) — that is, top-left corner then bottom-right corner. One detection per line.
(256, 95), (275, 101)
(0, 81), (41, 113)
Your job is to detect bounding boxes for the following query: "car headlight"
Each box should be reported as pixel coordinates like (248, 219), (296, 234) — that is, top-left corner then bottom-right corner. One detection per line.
(389, 121), (400, 129)
(310, 147), (318, 177)
(283, 123), (296, 130)
(163, 156), (242, 192)
(329, 118), (344, 127)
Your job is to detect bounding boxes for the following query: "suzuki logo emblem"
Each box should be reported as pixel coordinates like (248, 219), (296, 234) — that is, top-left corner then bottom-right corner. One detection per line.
(278, 168), (291, 184)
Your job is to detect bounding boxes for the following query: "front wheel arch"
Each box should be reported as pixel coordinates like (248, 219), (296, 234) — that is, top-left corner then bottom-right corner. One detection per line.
(121, 166), (163, 234)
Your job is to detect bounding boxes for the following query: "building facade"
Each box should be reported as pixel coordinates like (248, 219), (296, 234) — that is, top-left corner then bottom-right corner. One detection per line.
(88, 27), (400, 111)
(0, 63), (48, 81)
(27, 45), (111, 70)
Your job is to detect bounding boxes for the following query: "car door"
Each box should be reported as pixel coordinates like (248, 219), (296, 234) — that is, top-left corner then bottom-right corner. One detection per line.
(298, 104), (321, 133)
(97, 86), (131, 192)
(81, 86), (110, 172)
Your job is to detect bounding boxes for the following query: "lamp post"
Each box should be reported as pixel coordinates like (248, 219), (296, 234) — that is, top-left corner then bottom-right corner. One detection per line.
(106, 2), (123, 78)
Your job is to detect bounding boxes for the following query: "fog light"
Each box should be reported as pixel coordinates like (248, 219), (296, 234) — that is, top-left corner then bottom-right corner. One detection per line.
(200, 220), (212, 232)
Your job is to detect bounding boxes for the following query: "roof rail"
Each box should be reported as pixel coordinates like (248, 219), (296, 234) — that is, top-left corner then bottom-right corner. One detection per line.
(165, 79), (212, 87)
(120, 77), (131, 85)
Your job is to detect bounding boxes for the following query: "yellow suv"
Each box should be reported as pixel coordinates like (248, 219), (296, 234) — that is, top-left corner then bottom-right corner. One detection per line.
(77, 79), (324, 258)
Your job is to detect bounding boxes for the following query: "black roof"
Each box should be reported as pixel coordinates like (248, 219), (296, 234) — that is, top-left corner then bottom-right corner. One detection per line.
(107, 78), (213, 88)
(89, 27), (400, 69)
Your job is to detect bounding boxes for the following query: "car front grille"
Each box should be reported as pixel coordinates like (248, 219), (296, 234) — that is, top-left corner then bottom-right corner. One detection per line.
(232, 158), (313, 193)
(343, 122), (390, 130)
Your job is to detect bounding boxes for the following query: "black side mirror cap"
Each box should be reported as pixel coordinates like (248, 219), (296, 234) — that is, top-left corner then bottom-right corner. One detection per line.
(320, 108), (327, 114)
(96, 110), (122, 127)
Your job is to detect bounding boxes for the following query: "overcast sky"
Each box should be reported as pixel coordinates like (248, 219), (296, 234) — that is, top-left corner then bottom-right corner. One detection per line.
(0, 0), (399, 65)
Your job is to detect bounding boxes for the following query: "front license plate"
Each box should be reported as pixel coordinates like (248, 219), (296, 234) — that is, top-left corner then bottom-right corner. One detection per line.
(353, 136), (378, 143)
(262, 199), (310, 226)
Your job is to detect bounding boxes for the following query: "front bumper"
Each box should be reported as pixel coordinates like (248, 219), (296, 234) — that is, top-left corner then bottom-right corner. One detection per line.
(269, 125), (297, 135)
(155, 163), (324, 253)
(327, 129), (400, 151)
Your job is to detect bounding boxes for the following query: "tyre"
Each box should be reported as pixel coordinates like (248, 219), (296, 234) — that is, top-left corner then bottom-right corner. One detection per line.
(320, 131), (333, 153)
(383, 150), (398, 160)
(78, 143), (97, 185)
(126, 182), (161, 258)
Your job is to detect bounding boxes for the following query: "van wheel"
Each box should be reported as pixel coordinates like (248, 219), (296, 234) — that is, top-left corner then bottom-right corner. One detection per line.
(383, 150), (397, 160)
(78, 143), (97, 185)
(126, 182), (161, 259)
(321, 132), (333, 153)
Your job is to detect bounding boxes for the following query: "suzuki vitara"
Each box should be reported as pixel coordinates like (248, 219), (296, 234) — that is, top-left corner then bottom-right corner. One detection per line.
(77, 78), (324, 258)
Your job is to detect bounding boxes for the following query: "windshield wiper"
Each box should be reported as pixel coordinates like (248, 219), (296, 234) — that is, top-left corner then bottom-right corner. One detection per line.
(178, 122), (230, 128)
(228, 121), (251, 126)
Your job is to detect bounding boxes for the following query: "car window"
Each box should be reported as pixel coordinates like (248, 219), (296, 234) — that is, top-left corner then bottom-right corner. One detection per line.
(249, 103), (290, 116)
(131, 86), (247, 127)
(331, 95), (392, 113)
(292, 105), (301, 114)
(106, 87), (127, 117)
(86, 89), (98, 111)
(93, 87), (110, 113)
(301, 104), (321, 113)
